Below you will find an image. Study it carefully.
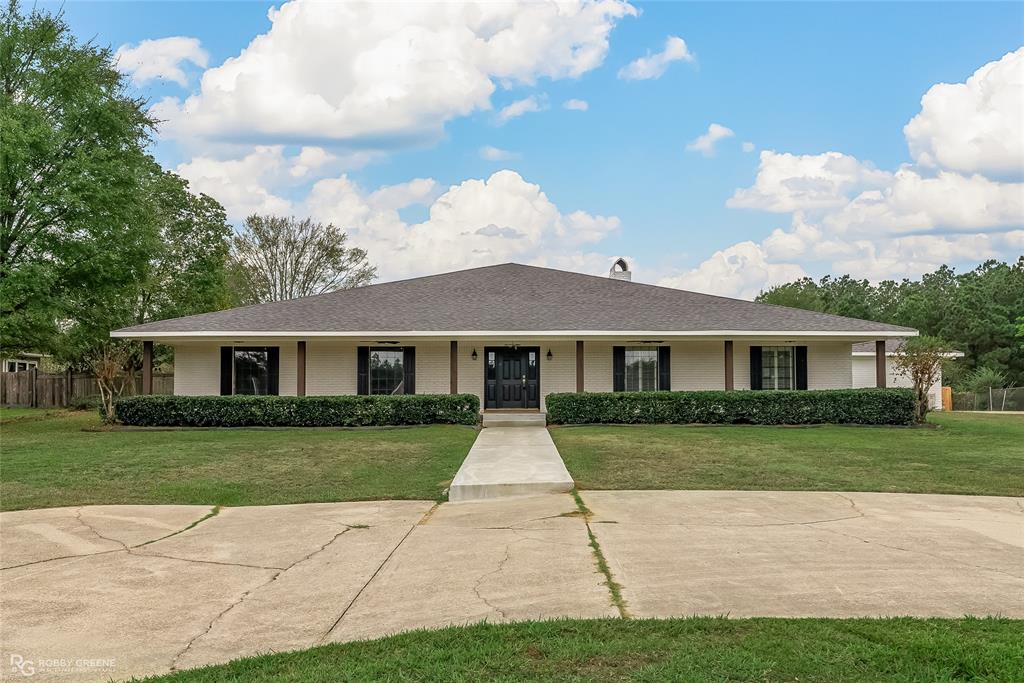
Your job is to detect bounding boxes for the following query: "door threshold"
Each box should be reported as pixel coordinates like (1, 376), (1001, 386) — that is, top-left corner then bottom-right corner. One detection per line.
(483, 408), (542, 413)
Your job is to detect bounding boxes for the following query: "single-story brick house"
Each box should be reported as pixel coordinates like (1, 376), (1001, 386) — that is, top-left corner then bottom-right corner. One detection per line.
(112, 262), (917, 410)
(851, 339), (963, 410)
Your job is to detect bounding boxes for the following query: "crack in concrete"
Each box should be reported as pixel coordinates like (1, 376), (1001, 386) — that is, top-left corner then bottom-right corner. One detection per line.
(471, 541), (519, 620)
(74, 508), (131, 551)
(136, 506), (220, 547)
(132, 551), (285, 572)
(318, 503), (438, 644)
(168, 525), (353, 671)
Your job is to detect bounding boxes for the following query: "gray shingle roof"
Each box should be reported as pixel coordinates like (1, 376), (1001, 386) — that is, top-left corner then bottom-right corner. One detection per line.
(113, 263), (916, 335)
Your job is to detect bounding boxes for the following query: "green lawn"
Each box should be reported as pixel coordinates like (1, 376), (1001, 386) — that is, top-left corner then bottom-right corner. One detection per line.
(142, 617), (1022, 682)
(0, 410), (477, 511)
(550, 413), (1024, 497)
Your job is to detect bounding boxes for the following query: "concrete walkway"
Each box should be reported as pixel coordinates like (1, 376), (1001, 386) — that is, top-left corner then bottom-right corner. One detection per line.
(448, 426), (574, 501)
(2, 492), (1022, 682)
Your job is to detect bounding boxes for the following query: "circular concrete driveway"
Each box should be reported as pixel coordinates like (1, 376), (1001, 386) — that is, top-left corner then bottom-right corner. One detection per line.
(2, 491), (1022, 682)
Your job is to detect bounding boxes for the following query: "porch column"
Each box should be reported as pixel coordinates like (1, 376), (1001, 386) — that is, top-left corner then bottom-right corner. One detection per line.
(576, 340), (584, 392)
(450, 340), (458, 394)
(875, 340), (886, 388)
(723, 340), (734, 390)
(296, 341), (306, 396)
(142, 341), (153, 395)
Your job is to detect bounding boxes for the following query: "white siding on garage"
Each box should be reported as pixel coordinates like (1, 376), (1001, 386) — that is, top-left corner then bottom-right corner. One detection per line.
(851, 354), (944, 409)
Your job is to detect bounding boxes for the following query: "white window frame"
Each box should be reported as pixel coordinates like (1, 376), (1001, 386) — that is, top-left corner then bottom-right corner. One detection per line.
(762, 346), (796, 391)
(624, 347), (659, 392)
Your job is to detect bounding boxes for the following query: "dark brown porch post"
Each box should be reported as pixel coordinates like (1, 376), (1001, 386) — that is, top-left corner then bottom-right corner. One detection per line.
(450, 340), (458, 394)
(875, 340), (886, 388)
(296, 341), (306, 396)
(576, 340), (585, 392)
(724, 340), (734, 390)
(142, 341), (153, 395)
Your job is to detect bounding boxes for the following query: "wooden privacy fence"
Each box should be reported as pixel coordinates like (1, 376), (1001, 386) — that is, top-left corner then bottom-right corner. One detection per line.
(0, 370), (173, 408)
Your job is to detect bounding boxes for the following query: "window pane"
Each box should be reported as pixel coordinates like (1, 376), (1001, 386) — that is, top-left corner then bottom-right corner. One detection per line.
(234, 348), (269, 395)
(486, 351), (496, 380)
(624, 347), (658, 392)
(761, 346), (794, 390)
(370, 349), (404, 395)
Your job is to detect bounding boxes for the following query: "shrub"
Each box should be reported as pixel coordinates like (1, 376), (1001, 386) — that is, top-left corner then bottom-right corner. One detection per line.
(113, 394), (480, 427)
(545, 389), (916, 426)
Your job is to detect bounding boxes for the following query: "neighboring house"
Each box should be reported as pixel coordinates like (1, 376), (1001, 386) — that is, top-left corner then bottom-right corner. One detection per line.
(112, 262), (917, 411)
(2, 352), (51, 373)
(851, 339), (963, 410)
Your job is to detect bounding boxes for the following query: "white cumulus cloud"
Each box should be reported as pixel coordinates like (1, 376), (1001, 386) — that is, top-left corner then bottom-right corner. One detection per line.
(115, 37), (208, 86)
(153, 0), (636, 146)
(618, 35), (694, 80)
(563, 98), (589, 111)
(727, 151), (892, 213)
(306, 170), (621, 280)
(904, 47), (1024, 175)
(665, 50), (1024, 299)
(686, 123), (735, 157)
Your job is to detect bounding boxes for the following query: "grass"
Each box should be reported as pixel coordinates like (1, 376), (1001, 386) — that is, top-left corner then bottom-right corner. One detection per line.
(140, 617), (1022, 682)
(550, 413), (1024, 497)
(0, 410), (477, 511)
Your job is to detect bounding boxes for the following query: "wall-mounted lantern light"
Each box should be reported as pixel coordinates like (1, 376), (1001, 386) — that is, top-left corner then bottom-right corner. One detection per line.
(471, 348), (478, 361)
(546, 349), (553, 360)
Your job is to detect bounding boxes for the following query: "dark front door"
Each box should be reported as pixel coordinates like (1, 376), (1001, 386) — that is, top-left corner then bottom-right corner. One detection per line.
(484, 347), (540, 409)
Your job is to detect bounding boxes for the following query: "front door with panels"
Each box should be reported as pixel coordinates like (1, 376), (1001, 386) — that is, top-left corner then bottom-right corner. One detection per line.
(484, 347), (540, 409)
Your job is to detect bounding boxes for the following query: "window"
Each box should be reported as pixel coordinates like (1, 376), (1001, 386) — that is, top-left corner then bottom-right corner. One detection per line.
(6, 360), (36, 372)
(370, 348), (405, 395)
(233, 348), (271, 395)
(761, 346), (795, 390)
(624, 347), (658, 392)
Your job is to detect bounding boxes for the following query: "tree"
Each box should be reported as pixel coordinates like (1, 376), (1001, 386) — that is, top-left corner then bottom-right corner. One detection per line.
(1, 1), (155, 354)
(230, 215), (376, 304)
(89, 342), (132, 422)
(891, 336), (952, 423)
(757, 258), (1024, 388)
(56, 166), (233, 370)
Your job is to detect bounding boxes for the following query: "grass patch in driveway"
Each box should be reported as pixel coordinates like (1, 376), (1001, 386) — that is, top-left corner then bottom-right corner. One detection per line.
(550, 412), (1024, 497)
(142, 617), (1022, 682)
(0, 410), (477, 510)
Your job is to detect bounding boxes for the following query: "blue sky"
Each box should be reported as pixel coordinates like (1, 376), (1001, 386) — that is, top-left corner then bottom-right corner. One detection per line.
(50, 1), (1024, 297)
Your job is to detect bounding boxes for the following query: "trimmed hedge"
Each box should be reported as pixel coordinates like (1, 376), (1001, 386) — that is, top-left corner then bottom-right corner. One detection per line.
(113, 394), (480, 427)
(545, 389), (916, 426)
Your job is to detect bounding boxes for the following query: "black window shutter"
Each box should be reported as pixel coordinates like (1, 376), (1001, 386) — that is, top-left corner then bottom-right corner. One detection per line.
(749, 346), (763, 390)
(357, 346), (369, 395)
(612, 346), (625, 392)
(220, 347), (233, 395)
(658, 346), (671, 391)
(403, 347), (416, 395)
(267, 347), (280, 395)
(795, 346), (808, 390)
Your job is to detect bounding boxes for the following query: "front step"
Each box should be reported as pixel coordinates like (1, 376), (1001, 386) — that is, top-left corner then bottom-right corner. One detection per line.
(448, 426), (574, 502)
(481, 412), (547, 428)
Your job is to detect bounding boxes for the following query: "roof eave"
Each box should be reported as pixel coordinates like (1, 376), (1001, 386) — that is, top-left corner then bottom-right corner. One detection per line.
(111, 328), (918, 340)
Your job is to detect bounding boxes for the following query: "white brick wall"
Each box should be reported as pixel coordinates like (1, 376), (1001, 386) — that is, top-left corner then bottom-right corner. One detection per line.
(457, 339), (576, 410)
(172, 343), (221, 395)
(733, 341), (851, 390)
(172, 338), (859, 401)
(671, 341), (725, 390)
